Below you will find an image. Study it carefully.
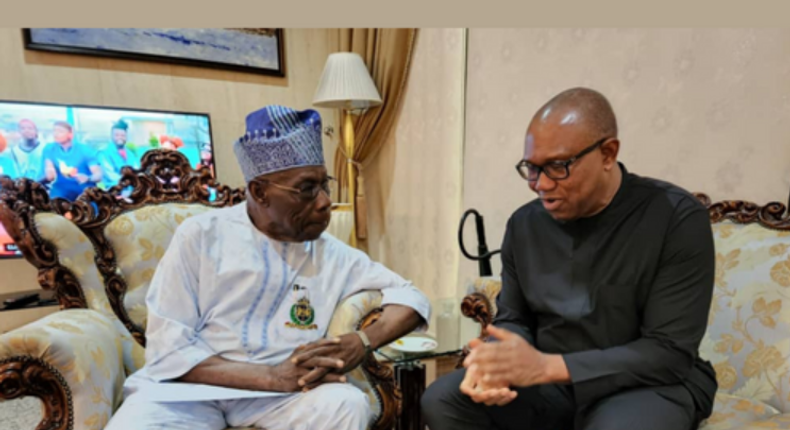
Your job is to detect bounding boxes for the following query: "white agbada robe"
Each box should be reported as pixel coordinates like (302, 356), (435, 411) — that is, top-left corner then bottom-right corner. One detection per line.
(108, 203), (431, 429)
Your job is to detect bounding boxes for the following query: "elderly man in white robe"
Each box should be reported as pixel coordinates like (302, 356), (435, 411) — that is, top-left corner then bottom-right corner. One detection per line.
(105, 105), (431, 430)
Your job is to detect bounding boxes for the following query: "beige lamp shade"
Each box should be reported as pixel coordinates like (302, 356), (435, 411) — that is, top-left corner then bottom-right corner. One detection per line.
(313, 52), (383, 110)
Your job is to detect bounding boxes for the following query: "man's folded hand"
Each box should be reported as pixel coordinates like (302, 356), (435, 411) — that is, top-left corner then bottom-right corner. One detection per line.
(290, 334), (367, 391)
(271, 339), (347, 392)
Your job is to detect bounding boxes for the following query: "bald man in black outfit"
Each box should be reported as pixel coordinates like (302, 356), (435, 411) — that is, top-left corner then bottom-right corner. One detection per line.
(422, 88), (717, 430)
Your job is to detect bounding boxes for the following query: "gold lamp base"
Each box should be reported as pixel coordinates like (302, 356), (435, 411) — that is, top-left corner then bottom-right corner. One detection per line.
(343, 111), (357, 248)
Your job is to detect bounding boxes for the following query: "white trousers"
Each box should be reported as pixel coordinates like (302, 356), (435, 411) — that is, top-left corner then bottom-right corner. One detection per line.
(104, 383), (372, 430)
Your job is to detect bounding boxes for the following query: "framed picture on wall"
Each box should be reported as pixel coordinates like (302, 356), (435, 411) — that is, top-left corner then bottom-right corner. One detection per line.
(23, 28), (285, 77)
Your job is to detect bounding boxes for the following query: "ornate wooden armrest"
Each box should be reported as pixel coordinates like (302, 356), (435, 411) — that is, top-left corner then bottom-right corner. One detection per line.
(327, 290), (400, 430)
(454, 292), (496, 369)
(0, 309), (126, 430)
(461, 291), (494, 339)
(0, 355), (71, 430)
(358, 309), (400, 430)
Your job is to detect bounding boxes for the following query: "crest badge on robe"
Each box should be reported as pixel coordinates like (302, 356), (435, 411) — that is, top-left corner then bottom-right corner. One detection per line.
(286, 284), (318, 330)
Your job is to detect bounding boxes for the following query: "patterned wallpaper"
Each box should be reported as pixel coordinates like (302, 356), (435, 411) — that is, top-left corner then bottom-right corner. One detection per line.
(460, 28), (790, 283)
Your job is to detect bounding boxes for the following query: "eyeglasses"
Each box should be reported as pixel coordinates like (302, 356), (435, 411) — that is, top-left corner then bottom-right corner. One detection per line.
(258, 176), (337, 201)
(515, 136), (609, 182)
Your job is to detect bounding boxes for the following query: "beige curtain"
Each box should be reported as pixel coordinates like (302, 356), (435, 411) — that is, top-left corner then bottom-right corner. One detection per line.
(333, 29), (418, 249)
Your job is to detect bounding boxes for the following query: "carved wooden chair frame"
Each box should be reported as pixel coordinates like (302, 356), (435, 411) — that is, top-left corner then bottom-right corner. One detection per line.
(0, 150), (399, 430)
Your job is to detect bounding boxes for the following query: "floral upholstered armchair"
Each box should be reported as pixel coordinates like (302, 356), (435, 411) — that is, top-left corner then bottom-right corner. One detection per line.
(0, 151), (399, 430)
(460, 192), (790, 429)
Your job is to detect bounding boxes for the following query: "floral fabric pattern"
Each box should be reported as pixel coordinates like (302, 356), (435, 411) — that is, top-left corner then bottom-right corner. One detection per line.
(104, 204), (214, 330)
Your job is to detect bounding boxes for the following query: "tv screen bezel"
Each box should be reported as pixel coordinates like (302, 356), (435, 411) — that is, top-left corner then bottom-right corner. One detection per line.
(0, 98), (216, 260)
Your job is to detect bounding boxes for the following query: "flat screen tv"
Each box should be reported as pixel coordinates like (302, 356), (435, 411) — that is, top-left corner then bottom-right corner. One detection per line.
(0, 100), (215, 258)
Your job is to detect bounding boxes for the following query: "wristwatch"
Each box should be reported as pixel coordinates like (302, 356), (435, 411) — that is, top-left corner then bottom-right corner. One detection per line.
(355, 330), (373, 354)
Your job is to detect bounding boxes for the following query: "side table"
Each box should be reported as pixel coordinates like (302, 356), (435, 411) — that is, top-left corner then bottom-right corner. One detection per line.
(377, 348), (463, 430)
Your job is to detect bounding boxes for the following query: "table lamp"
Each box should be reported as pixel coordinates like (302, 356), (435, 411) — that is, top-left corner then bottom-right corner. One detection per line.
(313, 52), (382, 247)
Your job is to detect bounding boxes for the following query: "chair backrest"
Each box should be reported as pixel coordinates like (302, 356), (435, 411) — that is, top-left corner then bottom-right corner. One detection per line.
(694, 193), (790, 413)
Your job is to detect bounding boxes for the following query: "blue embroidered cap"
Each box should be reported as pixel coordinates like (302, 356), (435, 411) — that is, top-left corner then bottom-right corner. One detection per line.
(233, 105), (325, 182)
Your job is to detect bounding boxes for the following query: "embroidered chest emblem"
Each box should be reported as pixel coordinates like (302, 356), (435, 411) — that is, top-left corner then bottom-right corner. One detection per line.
(286, 285), (318, 330)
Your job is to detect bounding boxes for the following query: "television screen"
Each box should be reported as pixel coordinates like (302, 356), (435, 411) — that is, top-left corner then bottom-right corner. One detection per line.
(0, 100), (214, 258)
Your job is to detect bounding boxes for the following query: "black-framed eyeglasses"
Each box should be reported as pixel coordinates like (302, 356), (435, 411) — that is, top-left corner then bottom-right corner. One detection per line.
(257, 176), (337, 201)
(515, 136), (610, 182)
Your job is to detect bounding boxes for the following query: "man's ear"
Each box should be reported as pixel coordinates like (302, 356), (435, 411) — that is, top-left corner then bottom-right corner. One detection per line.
(248, 180), (270, 206)
(601, 138), (620, 171)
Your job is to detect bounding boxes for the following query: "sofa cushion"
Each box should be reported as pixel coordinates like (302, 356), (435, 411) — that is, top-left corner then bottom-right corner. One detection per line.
(35, 213), (146, 375)
(733, 412), (790, 428)
(0, 310), (127, 430)
(699, 222), (790, 413)
(104, 203), (214, 330)
(35, 213), (114, 319)
(699, 392), (780, 429)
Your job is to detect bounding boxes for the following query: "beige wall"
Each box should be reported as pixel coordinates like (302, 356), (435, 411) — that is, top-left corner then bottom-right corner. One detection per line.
(0, 28), (339, 295)
(461, 28), (790, 283)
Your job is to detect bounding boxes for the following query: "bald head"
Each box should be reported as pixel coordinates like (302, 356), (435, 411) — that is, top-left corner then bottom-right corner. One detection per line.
(532, 87), (617, 140)
(522, 87), (622, 221)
